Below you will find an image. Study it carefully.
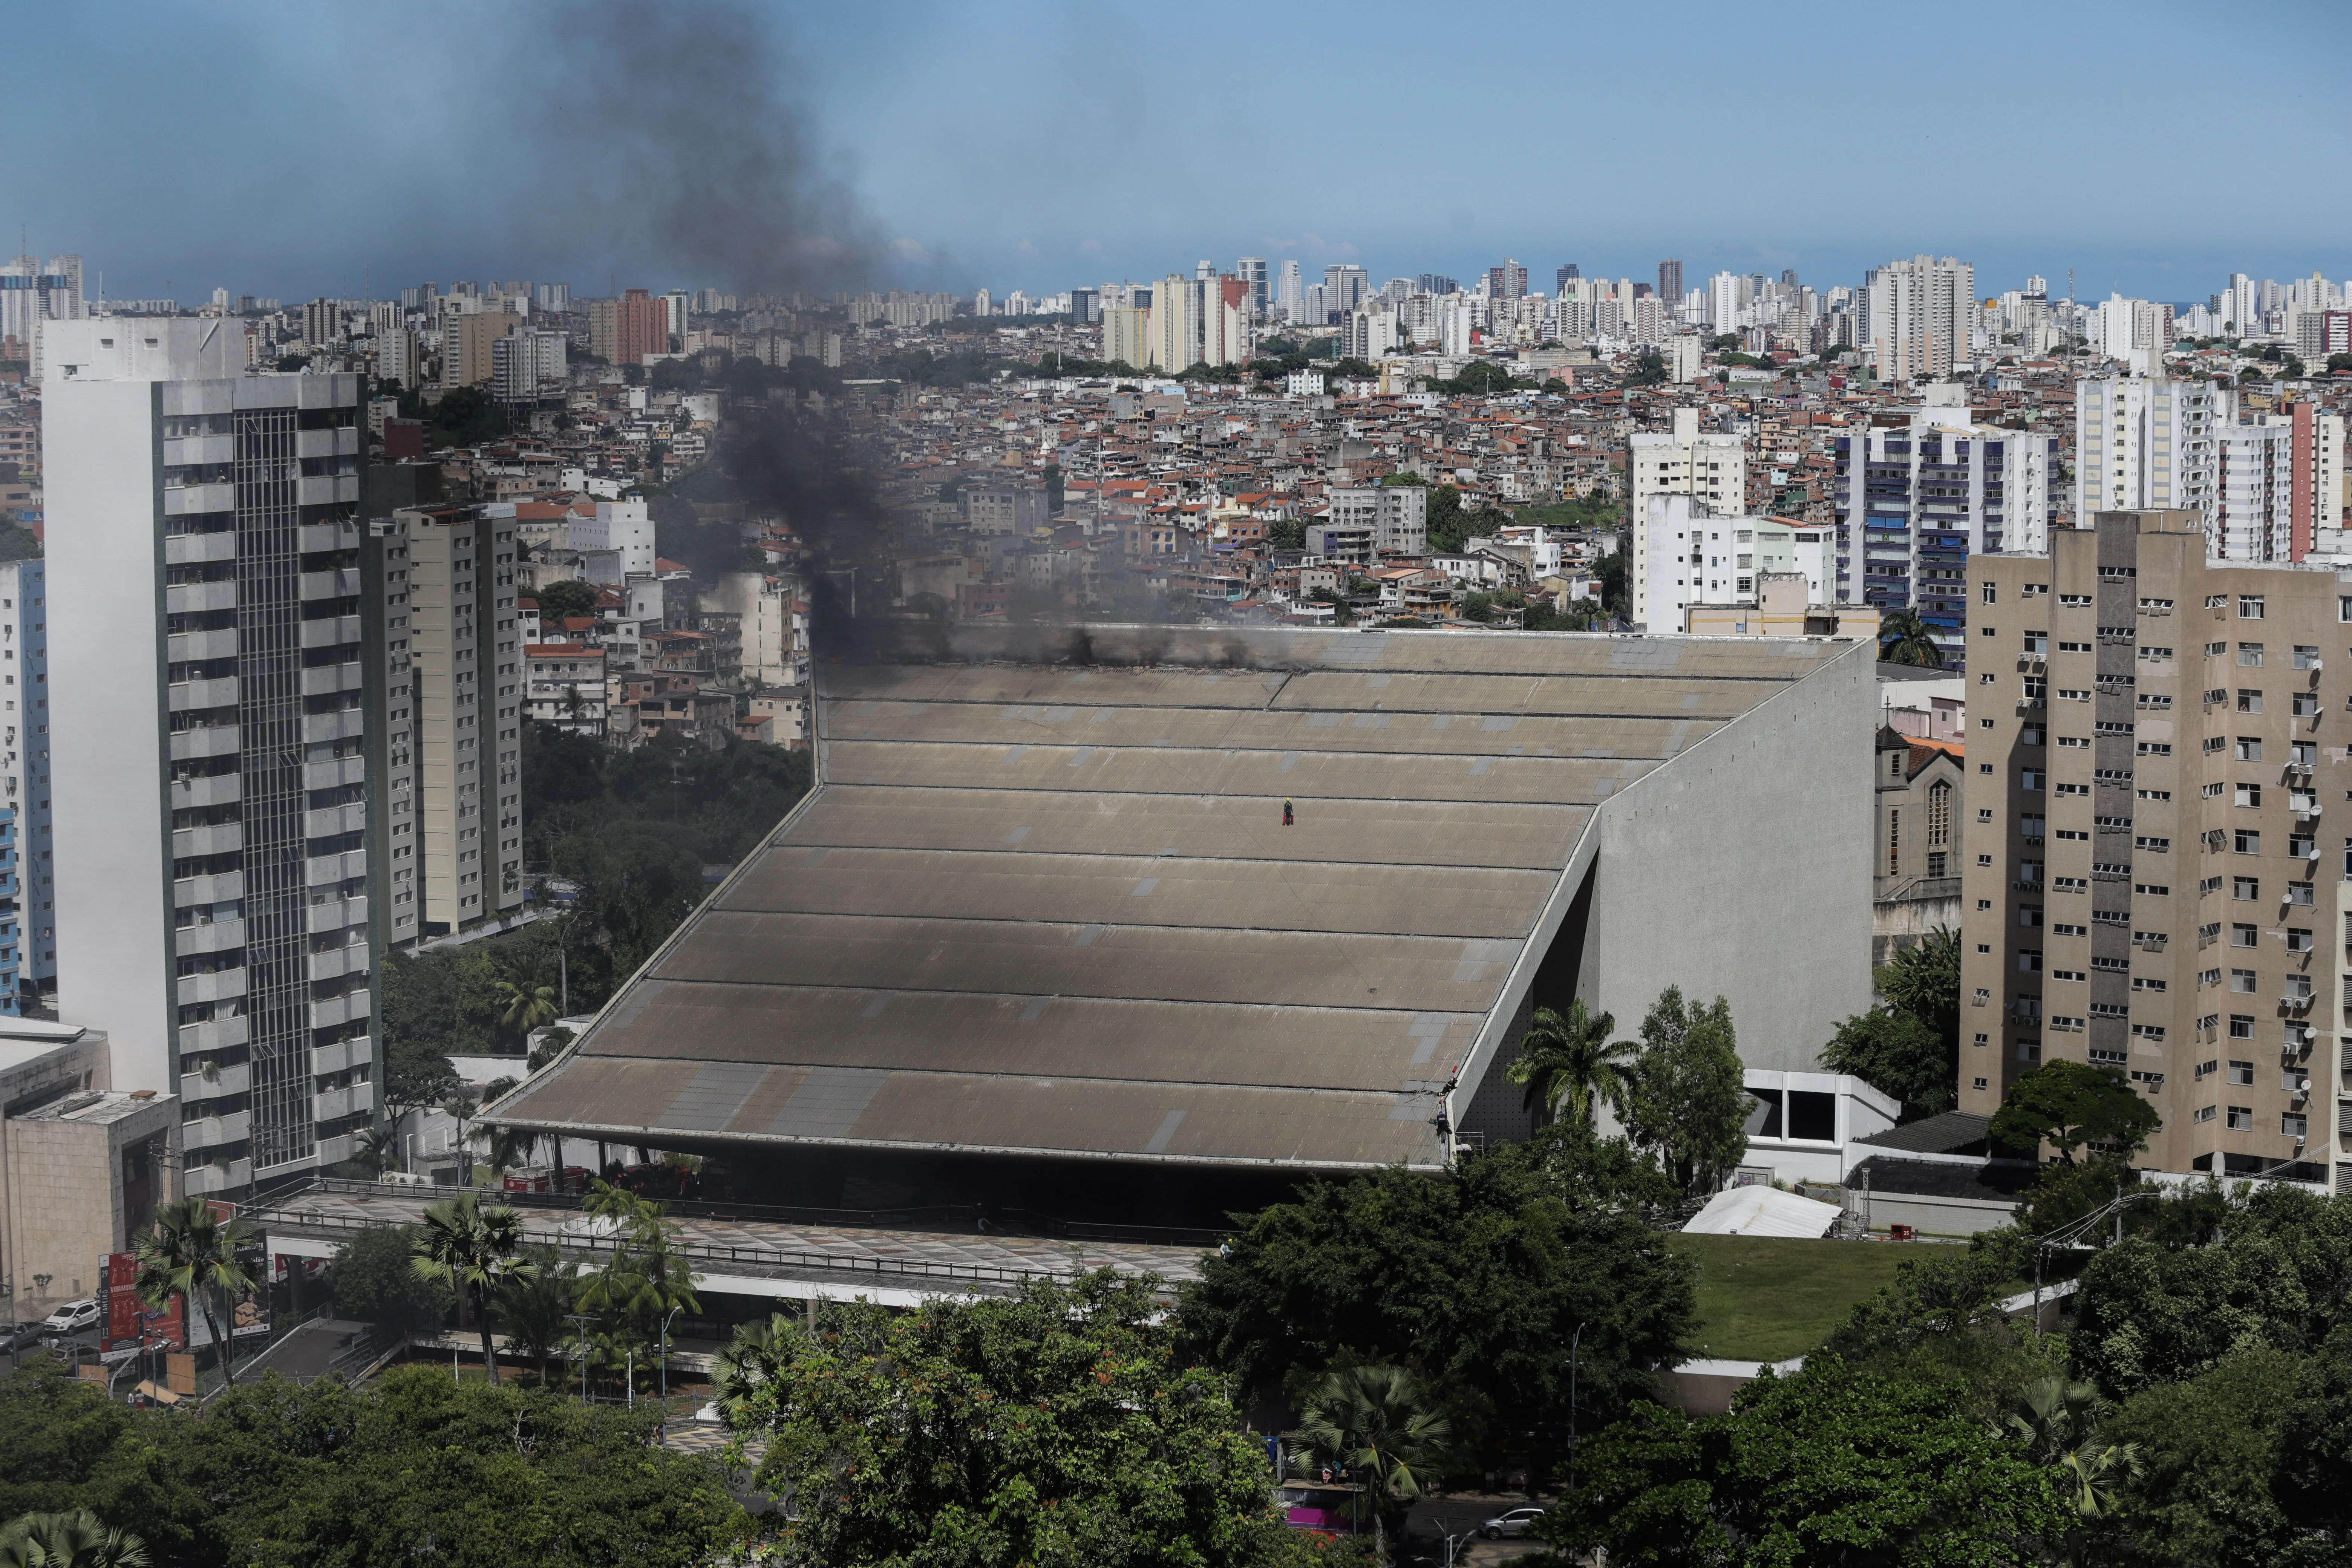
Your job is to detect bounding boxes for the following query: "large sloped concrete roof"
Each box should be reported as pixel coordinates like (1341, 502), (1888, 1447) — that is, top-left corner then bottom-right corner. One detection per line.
(487, 624), (1850, 1171)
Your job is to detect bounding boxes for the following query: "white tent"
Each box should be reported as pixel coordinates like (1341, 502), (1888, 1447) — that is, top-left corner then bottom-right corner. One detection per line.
(1680, 1184), (1842, 1239)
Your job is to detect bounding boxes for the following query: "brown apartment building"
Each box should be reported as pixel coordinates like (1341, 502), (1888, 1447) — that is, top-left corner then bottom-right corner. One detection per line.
(1963, 509), (2345, 1189)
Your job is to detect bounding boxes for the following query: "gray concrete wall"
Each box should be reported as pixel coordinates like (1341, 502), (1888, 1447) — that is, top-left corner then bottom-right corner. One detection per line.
(1586, 640), (1875, 1072)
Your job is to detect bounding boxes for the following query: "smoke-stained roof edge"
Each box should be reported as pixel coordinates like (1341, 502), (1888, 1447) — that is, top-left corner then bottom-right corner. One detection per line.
(478, 1110), (1448, 1174)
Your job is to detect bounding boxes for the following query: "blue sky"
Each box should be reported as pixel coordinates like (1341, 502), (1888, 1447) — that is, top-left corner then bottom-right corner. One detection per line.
(12, 0), (2349, 307)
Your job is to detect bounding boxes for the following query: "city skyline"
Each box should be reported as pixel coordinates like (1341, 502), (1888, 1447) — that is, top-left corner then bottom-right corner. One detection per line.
(8, 0), (2349, 305)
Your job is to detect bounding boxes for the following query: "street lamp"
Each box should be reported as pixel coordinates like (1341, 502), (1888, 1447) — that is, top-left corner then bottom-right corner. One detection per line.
(658, 1305), (682, 1406)
(1567, 1321), (1588, 1500)
(565, 1313), (596, 1403)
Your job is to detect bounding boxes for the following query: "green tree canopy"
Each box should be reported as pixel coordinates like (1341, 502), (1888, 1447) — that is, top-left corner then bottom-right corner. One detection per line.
(1620, 987), (1749, 1196)
(1178, 1149), (1695, 1442)
(2101, 1344), (2300, 1568)
(1820, 1008), (1950, 1119)
(533, 577), (600, 623)
(1505, 999), (1635, 1130)
(1988, 1059), (2160, 1164)
(1537, 1357), (2070, 1566)
(731, 1273), (1297, 1568)
(0, 1363), (741, 1566)
(2070, 1183), (2352, 1398)
(329, 1224), (454, 1335)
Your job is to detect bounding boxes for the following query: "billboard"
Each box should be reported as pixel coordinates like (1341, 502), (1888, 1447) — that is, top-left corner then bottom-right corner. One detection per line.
(98, 1252), (185, 1352)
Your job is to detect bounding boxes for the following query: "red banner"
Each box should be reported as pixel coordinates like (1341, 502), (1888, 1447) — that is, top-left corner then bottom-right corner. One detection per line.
(97, 1253), (185, 1351)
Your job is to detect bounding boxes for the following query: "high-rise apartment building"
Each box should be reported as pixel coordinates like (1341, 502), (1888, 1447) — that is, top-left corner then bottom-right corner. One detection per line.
(1202, 276), (1250, 368)
(1322, 265), (1368, 321)
(588, 289), (669, 366)
(1486, 260), (1528, 300)
(490, 329), (566, 404)
(1657, 259), (1683, 302)
(374, 506), (523, 946)
(1962, 510), (2346, 1190)
(443, 308), (516, 390)
(44, 319), (377, 1194)
(1627, 409), (1747, 627)
(1865, 255), (1975, 382)
(1832, 388), (2062, 665)
(1276, 260), (1302, 322)
(2, 255), (85, 378)
(1152, 274), (1196, 371)
(1102, 303), (1149, 370)
(2214, 418), (2294, 564)
(2074, 373), (2220, 528)
(0, 560), (53, 1002)
(1235, 258), (1268, 320)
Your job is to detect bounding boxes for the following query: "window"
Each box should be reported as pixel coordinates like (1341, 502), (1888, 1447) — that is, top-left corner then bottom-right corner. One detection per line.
(2284, 1112), (2308, 1138)
(2050, 921), (2082, 935)
(2237, 784), (2263, 808)
(2295, 645), (2321, 669)
(2017, 951), (2042, 973)
(2230, 1016), (2255, 1039)
(2235, 830), (2261, 854)
(2195, 1104), (2218, 1122)
(2236, 737), (2263, 762)
(2294, 691), (2319, 717)
(2237, 690), (2263, 713)
(2019, 907), (2044, 927)
(1982, 582), (1997, 604)
(2287, 881), (2314, 906)
(1927, 782), (1951, 848)
(2229, 1106), (2255, 1130)
(2287, 927), (2313, 952)
(2240, 596), (2265, 619)
(2022, 769), (2045, 791)
(2231, 968), (2257, 992)
(2232, 923), (2258, 947)
(2239, 642), (2265, 666)
(2024, 631), (2049, 653)
(2196, 1059), (2219, 1079)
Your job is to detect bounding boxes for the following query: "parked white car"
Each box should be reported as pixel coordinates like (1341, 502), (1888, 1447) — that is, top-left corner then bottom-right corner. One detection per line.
(40, 1300), (99, 1337)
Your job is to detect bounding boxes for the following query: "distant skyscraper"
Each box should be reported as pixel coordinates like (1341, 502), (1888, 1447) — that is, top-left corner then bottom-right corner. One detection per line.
(1236, 259), (1268, 320)
(1781, 269), (1799, 289)
(1323, 265), (1368, 320)
(1277, 260), (1302, 322)
(1865, 255), (1975, 381)
(1657, 259), (1682, 301)
(1418, 274), (1459, 297)
(0, 255), (85, 378)
(1487, 260), (1528, 300)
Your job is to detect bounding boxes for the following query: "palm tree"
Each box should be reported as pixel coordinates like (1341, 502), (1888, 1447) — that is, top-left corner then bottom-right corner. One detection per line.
(1293, 1364), (1452, 1563)
(494, 976), (558, 1041)
(492, 1247), (576, 1387)
(2006, 1378), (2142, 1517)
(576, 1181), (701, 1396)
(410, 1189), (528, 1382)
(1878, 606), (1944, 669)
(132, 1198), (259, 1389)
(0, 1510), (149, 1566)
(712, 1312), (803, 1424)
(1505, 999), (1636, 1130)
(356, 1123), (402, 1177)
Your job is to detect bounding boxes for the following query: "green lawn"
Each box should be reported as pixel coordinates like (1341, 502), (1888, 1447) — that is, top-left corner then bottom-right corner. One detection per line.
(1666, 1234), (1912, 1363)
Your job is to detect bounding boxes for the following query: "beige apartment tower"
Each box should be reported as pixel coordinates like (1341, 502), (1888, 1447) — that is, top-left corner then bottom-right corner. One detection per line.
(1962, 510), (2346, 1190)
(374, 506), (524, 945)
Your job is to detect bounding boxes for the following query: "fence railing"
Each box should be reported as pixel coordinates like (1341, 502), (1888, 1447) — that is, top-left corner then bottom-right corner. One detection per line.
(289, 1176), (1229, 1250)
(248, 1200), (1160, 1295)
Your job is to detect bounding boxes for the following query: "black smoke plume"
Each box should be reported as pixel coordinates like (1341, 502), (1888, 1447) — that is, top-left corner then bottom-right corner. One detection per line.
(519, 0), (877, 298)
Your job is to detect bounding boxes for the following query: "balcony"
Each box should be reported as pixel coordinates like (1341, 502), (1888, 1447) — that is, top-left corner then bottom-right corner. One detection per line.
(164, 530), (238, 567)
(300, 614), (363, 650)
(183, 1156), (254, 1197)
(306, 944), (365, 983)
(174, 916), (245, 956)
(183, 1108), (252, 1151)
(312, 1035), (369, 1075)
(179, 1061), (251, 1102)
(176, 1014), (250, 1055)
(175, 967), (250, 1008)
(167, 675), (241, 712)
(305, 895), (366, 936)
(172, 772), (242, 810)
(172, 822), (243, 861)
(302, 756), (366, 793)
(309, 989), (374, 1029)
(169, 724), (242, 762)
(173, 869), (245, 905)
(302, 708), (365, 744)
(299, 662), (364, 699)
(164, 580), (237, 616)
